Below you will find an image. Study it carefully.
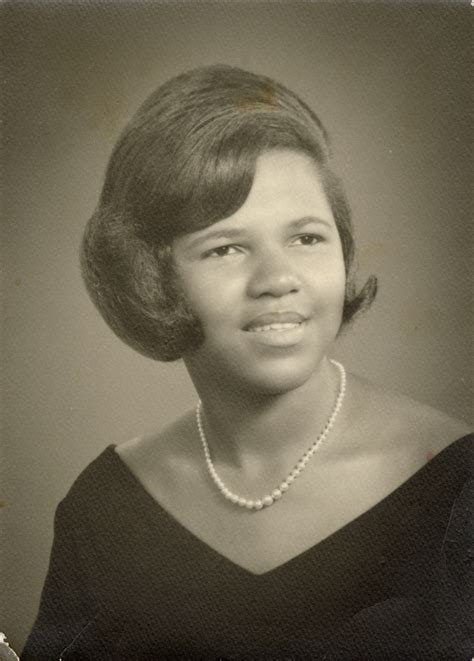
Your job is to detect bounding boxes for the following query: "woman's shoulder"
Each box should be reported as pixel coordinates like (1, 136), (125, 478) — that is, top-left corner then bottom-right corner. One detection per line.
(59, 414), (198, 522)
(54, 443), (128, 525)
(345, 372), (472, 463)
(115, 410), (200, 484)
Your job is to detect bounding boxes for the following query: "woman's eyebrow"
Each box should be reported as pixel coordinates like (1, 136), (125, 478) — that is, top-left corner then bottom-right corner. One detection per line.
(187, 228), (245, 250)
(288, 216), (333, 231)
(186, 216), (333, 250)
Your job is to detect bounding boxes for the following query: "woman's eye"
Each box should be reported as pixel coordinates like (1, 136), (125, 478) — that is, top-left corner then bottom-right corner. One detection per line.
(205, 245), (239, 258)
(294, 234), (323, 246)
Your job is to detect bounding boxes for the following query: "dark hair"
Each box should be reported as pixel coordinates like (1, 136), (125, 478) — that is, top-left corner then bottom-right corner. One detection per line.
(81, 65), (377, 361)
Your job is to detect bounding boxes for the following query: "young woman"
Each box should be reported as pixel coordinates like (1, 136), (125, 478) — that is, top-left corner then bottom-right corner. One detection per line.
(23, 65), (472, 660)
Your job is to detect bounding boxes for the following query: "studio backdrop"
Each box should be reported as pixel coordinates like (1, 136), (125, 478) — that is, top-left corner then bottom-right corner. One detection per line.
(2, 2), (472, 651)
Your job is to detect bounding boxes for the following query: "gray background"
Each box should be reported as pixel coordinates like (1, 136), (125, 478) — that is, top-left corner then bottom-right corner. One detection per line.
(2, 1), (472, 651)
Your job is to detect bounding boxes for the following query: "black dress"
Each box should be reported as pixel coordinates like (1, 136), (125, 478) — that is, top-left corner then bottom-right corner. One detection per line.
(23, 435), (473, 660)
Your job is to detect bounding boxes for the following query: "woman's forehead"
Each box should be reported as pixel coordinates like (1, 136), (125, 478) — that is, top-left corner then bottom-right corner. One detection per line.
(251, 149), (327, 192)
(173, 153), (336, 254)
(222, 150), (333, 223)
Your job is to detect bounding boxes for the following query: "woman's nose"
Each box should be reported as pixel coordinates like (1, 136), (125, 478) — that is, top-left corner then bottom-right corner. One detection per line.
(246, 249), (301, 299)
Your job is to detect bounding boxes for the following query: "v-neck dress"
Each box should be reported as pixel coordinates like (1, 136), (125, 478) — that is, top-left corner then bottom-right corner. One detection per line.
(23, 435), (473, 660)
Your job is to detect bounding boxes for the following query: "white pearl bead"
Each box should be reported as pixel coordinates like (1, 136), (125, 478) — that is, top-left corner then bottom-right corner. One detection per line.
(196, 360), (346, 512)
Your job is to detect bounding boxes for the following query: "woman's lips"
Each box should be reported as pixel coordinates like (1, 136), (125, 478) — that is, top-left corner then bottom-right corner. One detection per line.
(244, 311), (306, 332)
(244, 313), (307, 347)
(247, 322), (301, 333)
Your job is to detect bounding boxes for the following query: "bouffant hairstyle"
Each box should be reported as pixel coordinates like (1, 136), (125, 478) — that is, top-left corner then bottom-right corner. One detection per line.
(81, 65), (377, 361)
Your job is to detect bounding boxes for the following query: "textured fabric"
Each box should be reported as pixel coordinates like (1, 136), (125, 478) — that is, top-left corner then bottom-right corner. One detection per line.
(23, 434), (473, 660)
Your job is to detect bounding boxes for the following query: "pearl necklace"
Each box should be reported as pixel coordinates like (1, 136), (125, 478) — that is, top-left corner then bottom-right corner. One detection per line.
(196, 359), (346, 511)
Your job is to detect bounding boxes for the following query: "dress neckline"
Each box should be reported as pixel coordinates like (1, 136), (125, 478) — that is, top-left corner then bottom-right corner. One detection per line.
(103, 434), (472, 578)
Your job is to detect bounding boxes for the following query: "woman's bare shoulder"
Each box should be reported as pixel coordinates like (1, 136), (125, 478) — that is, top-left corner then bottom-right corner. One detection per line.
(346, 372), (471, 460)
(115, 409), (199, 478)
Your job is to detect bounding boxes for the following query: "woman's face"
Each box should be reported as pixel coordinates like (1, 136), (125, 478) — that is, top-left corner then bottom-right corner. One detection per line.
(172, 149), (346, 395)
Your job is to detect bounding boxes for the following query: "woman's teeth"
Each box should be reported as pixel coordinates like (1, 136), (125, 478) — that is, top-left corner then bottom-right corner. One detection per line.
(248, 322), (301, 333)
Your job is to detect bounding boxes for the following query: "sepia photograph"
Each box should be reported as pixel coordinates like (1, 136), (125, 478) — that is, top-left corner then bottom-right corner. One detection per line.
(2, 1), (472, 658)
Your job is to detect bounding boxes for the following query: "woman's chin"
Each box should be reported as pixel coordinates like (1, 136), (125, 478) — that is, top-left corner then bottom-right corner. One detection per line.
(186, 342), (329, 397)
(229, 359), (323, 397)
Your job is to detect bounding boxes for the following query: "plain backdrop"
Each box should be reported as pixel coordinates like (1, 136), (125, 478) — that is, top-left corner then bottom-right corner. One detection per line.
(2, 1), (472, 651)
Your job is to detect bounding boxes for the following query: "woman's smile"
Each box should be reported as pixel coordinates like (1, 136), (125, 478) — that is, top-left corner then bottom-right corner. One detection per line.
(243, 312), (308, 347)
(173, 149), (346, 394)
(244, 323), (306, 348)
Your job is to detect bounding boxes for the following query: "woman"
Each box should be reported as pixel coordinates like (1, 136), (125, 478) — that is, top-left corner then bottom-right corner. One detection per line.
(23, 65), (472, 659)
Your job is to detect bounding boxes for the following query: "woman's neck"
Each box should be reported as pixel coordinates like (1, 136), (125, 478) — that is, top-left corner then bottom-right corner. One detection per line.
(185, 356), (343, 475)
